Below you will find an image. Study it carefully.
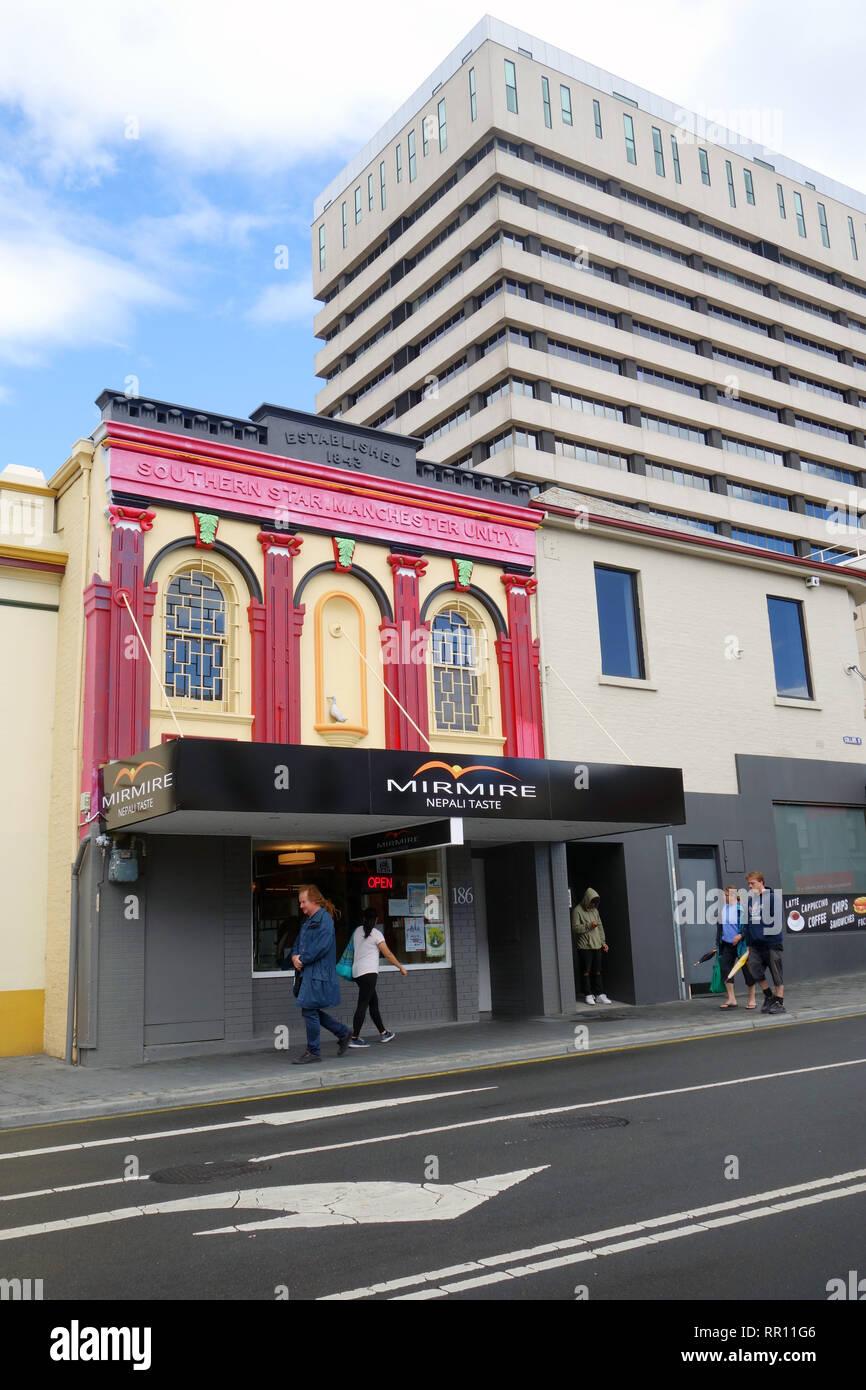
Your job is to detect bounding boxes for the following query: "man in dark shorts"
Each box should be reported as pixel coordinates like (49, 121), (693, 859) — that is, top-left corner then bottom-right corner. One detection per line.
(744, 871), (785, 1014)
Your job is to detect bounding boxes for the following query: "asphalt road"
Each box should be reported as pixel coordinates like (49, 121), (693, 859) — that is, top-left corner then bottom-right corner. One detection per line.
(1, 1016), (864, 1325)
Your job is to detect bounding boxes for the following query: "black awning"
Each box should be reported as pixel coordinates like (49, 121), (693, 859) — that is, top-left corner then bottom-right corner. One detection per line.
(99, 739), (685, 840)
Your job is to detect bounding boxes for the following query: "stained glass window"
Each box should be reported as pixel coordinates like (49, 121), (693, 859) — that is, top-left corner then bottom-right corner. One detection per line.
(431, 608), (481, 733)
(164, 569), (226, 701)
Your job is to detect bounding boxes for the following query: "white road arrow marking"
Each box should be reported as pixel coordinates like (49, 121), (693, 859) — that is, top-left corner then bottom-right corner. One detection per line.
(0, 1169), (547, 1241)
(198, 1170), (547, 1232)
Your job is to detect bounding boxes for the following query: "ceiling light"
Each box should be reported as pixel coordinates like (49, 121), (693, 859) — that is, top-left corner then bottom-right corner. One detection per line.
(278, 851), (316, 866)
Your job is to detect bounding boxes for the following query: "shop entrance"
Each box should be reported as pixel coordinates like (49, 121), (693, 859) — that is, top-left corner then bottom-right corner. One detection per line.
(566, 843), (634, 1005)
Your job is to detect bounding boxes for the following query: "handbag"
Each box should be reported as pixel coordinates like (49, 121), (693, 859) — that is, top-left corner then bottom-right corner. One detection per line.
(709, 954), (725, 994)
(336, 936), (354, 980)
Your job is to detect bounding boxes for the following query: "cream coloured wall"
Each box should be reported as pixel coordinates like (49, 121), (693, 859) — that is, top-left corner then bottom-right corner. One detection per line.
(537, 513), (866, 793)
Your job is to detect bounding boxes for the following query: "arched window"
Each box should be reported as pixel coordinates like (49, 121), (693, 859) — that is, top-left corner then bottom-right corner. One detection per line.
(431, 606), (484, 733)
(164, 567), (227, 703)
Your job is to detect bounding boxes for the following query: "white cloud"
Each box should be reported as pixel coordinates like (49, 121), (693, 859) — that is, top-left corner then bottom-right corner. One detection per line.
(246, 278), (316, 324)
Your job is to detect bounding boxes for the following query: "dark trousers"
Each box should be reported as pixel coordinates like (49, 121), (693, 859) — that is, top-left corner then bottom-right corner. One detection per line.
(578, 948), (604, 996)
(353, 974), (386, 1036)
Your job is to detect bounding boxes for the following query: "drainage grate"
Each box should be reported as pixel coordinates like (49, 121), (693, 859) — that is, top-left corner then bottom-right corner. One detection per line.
(149, 1160), (270, 1185)
(576, 1012), (630, 1023)
(530, 1115), (629, 1131)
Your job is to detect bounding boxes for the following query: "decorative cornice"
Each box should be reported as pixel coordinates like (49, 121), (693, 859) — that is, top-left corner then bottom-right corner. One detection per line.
(501, 574), (538, 598)
(100, 422), (540, 528)
(257, 530), (303, 558)
(108, 505), (155, 533)
(388, 554), (428, 579)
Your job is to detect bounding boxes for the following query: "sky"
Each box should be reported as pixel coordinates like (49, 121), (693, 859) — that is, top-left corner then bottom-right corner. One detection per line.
(1, 0), (865, 481)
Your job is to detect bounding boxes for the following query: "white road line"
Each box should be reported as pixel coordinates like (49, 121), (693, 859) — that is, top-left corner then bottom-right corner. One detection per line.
(255, 1056), (866, 1165)
(319, 1168), (866, 1299)
(0, 1177), (149, 1203)
(393, 1180), (866, 1298)
(0, 1087), (495, 1163)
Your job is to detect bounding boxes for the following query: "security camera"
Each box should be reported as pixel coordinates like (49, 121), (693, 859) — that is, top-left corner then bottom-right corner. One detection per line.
(805, 575), (821, 588)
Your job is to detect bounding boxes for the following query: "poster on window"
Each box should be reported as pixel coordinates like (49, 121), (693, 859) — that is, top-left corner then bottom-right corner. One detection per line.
(407, 882), (426, 914)
(404, 917), (426, 952)
(425, 921), (446, 959)
(425, 873), (442, 922)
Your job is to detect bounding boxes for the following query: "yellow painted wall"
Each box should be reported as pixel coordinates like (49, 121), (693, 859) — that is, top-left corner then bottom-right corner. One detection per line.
(0, 991), (45, 1056)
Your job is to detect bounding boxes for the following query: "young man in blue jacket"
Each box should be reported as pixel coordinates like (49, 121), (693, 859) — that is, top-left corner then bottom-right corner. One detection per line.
(744, 871), (785, 1015)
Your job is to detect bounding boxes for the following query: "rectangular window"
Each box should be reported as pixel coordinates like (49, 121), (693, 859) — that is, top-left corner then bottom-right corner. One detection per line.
(318, 224), (325, 271)
(593, 99), (603, 138)
(817, 202), (830, 248)
(395, 143), (403, 183)
(594, 566), (645, 679)
(251, 844), (451, 973)
(670, 133), (682, 183)
(848, 216), (858, 260)
(438, 98), (447, 152)
(794, 191), (806, 237)
(725, 160), (736, 207)
(380, 160), (386, 210)
(767, 596), (812, 699)
(367, 173), (374, 212)
(699, 148), (711, 185)
(773, 804), (866, 894)
(469, 66), (477, 121)
(422, 115), (429, 156)
(408, 129), (417, 181)
(560, 84), (573, 125)
(504, 59), (518, 114)
(541, 76), (552, 127)
(623, 113), (637, 165)
(777, 183), (786, 219)
(743, 168), (755, 205)
(354, 186), (362, 224)
(648, 126), (664, 177)
(341, 201), (347, 248)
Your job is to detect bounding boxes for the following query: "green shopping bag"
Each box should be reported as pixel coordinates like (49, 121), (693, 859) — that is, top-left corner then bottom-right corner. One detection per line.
(710, 953), (725, 993)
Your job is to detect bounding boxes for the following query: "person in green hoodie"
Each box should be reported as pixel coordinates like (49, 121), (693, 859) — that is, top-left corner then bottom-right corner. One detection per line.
(571, 887), (612, 1005)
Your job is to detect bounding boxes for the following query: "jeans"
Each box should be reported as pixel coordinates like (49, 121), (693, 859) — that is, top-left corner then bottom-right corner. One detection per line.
(301, 1007), (349, 1056)
(578, 948), (604, 997)
(353, 974), (385, 1036)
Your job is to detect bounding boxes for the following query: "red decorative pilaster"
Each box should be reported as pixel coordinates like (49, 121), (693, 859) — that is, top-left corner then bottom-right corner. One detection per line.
(382, 554), (430, 751)
(80, 577), (112, 835)
(498, 574), (544, 758)
(251, 532), (304, 743)
(105, 506), (157, 764)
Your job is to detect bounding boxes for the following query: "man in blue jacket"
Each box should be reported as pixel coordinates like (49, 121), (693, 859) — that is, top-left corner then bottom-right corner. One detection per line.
(744, 871), (785, 1015)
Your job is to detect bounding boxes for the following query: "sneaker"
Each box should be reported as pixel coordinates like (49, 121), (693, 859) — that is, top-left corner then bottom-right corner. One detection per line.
(379, 1030), (396, 1043)
(596, 994), (612, 1005)
(292, 1051), (320, 1065)
(348, 1037), (370, 1048)
(337, 1029), (352, 1056)
(768, 1000), (786, 1014)
(760, 996), (775, 1014)
(585, 995), (596, 1005)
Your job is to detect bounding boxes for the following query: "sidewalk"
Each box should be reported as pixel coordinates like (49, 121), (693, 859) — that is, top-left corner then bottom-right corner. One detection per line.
(1, 973), (863, 1130)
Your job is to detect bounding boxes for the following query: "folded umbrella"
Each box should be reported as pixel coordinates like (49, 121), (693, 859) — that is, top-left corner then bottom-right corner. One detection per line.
(726, 949), (750, 981)
(692, 949), (717, 965)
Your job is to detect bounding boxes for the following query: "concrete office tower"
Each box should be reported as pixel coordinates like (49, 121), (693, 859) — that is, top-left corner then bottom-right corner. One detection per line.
(312, 17), (866, 567)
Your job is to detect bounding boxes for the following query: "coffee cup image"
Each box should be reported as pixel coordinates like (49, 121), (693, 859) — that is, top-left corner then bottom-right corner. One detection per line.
(786, 910), (805, 931)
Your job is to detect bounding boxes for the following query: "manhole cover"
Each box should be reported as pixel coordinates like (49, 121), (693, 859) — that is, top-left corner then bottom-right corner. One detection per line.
(530, 1115), (629, 1131)
(149, 1160), (270, 1185)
